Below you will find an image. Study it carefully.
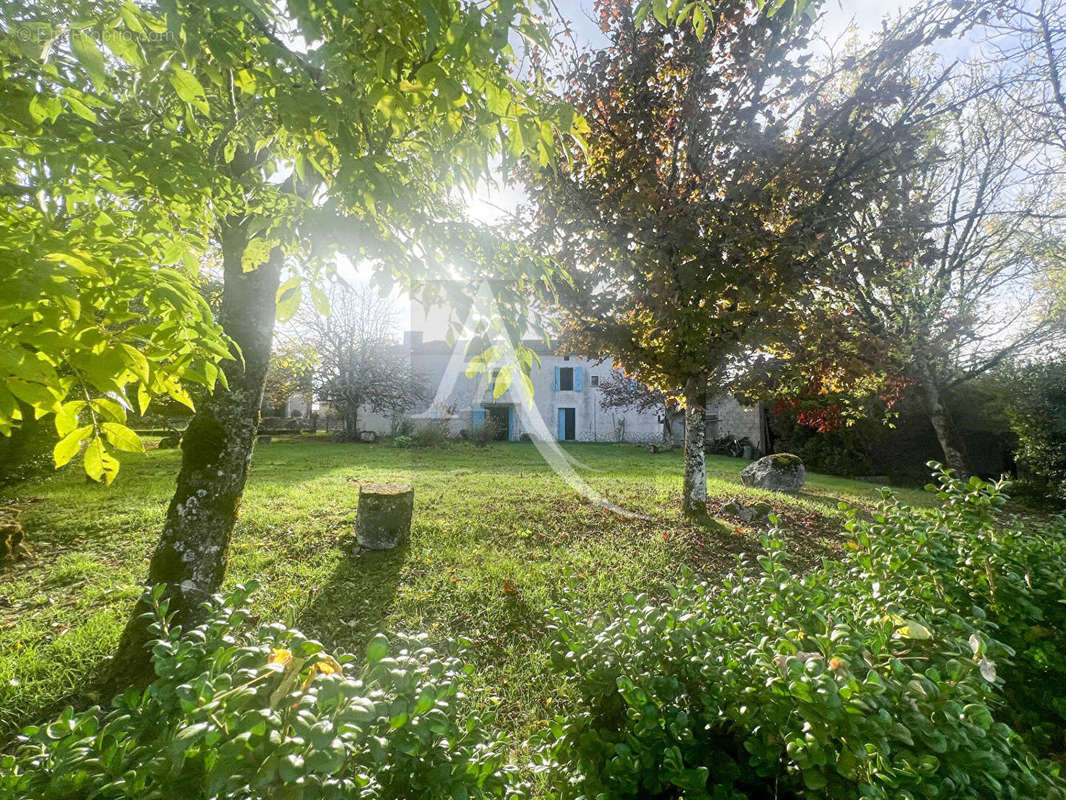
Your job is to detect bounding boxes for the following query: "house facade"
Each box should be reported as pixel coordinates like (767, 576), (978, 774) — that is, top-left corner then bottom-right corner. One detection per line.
(353, 335), (767, 449)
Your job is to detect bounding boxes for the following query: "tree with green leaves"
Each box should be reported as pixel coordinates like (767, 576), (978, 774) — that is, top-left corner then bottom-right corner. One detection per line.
(525, 0), (966, 513)
(2, 0), (580, 685)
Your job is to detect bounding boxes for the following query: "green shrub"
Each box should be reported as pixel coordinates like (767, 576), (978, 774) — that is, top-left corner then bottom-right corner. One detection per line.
(473, 418), (501, 447)
(534, 466), (1066, 799)
(0, 583), (514, 800)
(1005, 361), (1066, 502)
(412, 421), (450, 448)
(0, 404), (57, 487)
(391, 435), (413, 449)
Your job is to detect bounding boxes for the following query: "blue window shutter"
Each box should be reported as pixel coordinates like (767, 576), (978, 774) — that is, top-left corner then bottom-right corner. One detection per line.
(553, 366), (560, 391)
(507, 407), (515, 440)
(557, 408), (565, 440)
(574, 367), (583, 392)
(472, 408), (486, 430)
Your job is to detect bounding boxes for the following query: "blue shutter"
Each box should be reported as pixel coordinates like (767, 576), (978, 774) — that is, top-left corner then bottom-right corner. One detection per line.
(553, 366), (560, 391)
(507, 407), (515, 441)
(574, 367), (583, 392)
(472, 408), (486, 430)
(557, 408), (565, 440)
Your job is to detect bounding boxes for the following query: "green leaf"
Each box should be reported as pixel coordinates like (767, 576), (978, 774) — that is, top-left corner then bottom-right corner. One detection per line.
(493, 365), (512, 399)
(70, 30), (108, 91)
(276, 276), (302, 322)
(102, 422), (145, 453)
(653, 0), (669, 26)
(84, 437), (120, 484)
(62, 92), (97, 123)
(120, 344), (150, 384)
(54, 401), (84, 437)
(6, 378), (60, 414)
(169, 65), (210, 114)
(83, 436), (105, 481)
(896, 620), (932, 640)
(365, 634), (388, 664)
(242, 238), (274, 273)
(53, 425), (92, 468)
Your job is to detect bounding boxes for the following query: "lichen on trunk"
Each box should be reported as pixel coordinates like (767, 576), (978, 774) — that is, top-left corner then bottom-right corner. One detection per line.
(107, 220), (283, 691)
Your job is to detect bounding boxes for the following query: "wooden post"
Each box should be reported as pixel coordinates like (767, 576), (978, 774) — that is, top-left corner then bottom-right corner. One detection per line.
(356, 483), (414, 550)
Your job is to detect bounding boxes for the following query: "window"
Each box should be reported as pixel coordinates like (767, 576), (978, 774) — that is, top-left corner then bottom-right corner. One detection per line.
(558, 367), (574, 391)
(563, 355), (571, 361)
(590, 374), (599, 387)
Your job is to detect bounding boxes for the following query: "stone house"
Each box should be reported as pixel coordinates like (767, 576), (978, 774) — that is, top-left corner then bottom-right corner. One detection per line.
(352, 333), (767, 449)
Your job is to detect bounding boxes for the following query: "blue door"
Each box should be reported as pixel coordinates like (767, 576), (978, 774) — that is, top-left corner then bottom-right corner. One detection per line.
(557, 408), (575, 441)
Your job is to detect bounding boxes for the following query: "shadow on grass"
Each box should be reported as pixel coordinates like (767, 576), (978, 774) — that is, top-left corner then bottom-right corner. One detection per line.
(295, 540), (407, 658)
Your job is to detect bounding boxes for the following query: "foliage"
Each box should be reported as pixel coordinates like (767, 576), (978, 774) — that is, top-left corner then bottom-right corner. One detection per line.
(534, 468), (1066, 799)
(1005, 361), (1066, 501)
(0, 403), (57, 486)
(1, 583), (514, 800)
(525, 0), (968, 508)
(473, 417), (502, 447)
(412, 420), (451, 449)
(785, 77), (1066, 474)
(263, 344), (318, 415)
(1, 0), (581, 482)
(391, 435), (414, 450)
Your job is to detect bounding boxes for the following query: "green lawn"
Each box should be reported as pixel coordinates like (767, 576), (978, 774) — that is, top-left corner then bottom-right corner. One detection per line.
(0, 438), (929, 739)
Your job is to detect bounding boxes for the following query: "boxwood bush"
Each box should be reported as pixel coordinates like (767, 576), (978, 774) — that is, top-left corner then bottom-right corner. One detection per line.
(0, 584), (514, 800)
(534, 467), (1066, 799)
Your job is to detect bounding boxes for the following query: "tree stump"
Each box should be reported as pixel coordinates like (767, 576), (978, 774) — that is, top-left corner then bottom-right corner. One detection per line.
(356, 483), (414, 550)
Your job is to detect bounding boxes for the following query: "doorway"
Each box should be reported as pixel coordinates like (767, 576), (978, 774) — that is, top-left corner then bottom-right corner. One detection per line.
(486, 405), (512, 441)
(557, 407), (576, 441)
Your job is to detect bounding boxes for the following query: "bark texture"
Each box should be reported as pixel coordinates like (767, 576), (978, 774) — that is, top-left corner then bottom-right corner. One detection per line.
(919, 375), (970, 477)
(681, 376), (708, 515)
(107, 221), (282, 690)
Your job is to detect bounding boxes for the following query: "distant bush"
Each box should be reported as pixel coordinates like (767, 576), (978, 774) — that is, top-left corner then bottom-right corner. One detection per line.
(0, 405), (56, 487)
(473, 418), (501, 447)
(1006, 361), (1066, 503)
(412, 420), (450, 449)
(534, 466), (1066, 799)
(391, 435), (413, 449)
(1, 584), (514, 800)
(390, 415), (416, 438)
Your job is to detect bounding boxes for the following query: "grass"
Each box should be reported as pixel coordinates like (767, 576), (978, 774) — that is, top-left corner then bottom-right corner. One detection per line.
(0, 438), (931, 739)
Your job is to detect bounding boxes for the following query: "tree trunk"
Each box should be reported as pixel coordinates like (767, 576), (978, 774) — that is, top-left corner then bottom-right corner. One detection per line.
(919, 376), (970, 477)
(681, 375), (708, 515)
(107, 220), (282, 691)
(662, 406), (674, 448)
(344, 405), (359, 438)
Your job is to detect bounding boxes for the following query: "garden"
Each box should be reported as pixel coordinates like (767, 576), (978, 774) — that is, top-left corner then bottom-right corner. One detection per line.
(2, 439), (1065, 798)
(3, 0), (1066, 796)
